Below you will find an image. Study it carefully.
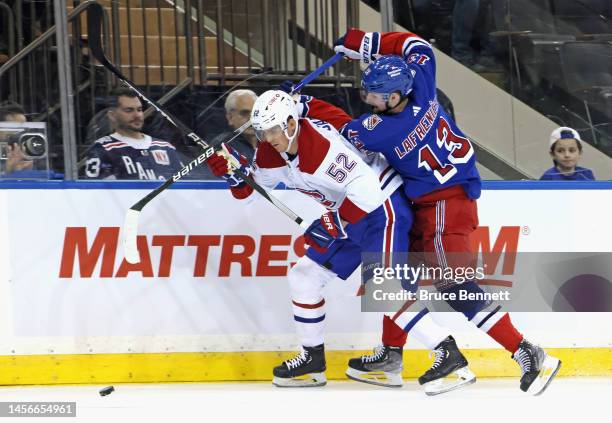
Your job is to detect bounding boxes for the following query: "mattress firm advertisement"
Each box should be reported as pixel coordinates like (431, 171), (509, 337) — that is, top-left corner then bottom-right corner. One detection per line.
(0, 187), (611, 355)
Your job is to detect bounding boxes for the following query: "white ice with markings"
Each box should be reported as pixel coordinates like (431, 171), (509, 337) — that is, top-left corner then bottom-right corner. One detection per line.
(0, 378), (609, 423)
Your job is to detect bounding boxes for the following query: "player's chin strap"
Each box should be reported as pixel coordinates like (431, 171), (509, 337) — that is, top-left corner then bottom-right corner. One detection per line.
(283, 119), (300, 153)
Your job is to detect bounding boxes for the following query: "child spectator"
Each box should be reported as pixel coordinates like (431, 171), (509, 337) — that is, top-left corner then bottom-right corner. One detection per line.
(540, 127), (596, 181)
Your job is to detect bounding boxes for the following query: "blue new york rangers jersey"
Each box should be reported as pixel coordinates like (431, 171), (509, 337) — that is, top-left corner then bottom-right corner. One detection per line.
(85, 132), (184, 180)
(304, 32), (481, 200)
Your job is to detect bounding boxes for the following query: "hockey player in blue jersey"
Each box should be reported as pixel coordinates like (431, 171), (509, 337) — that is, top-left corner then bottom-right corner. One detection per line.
(85, 88), (184, 180)
(207, 90), (476, 392)
(296, 28), (561, 395)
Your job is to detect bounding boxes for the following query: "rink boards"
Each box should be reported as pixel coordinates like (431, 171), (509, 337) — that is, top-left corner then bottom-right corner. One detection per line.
(0, 181), (611, 384)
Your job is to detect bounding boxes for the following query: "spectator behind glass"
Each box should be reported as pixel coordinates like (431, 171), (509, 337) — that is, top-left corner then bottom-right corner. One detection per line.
(0, 102), (34, 175)
(216, 89), (258, 158)
(194, 89), (258, 179)
(540, 127), (596, 181)
(84, 88), (184, 180)
(409, 0), (500, 71)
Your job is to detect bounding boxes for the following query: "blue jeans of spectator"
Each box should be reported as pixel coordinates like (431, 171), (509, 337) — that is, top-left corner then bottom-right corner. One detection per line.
(411, 0), (480, 64)
(452, 0), (480, 64)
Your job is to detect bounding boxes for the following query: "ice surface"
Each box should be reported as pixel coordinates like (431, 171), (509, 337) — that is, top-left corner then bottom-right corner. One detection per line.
(0, 377), (608, 423)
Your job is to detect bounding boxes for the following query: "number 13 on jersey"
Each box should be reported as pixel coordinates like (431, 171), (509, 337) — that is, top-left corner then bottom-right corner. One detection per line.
(418, 117), (474, 184)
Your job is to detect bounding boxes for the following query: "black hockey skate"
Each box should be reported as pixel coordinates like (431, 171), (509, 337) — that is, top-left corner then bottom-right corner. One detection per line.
(512, 339), (561, 395)
(272, 344), (327, 387)
(418, 336), (476, 396)
(345, 345), (403, 388)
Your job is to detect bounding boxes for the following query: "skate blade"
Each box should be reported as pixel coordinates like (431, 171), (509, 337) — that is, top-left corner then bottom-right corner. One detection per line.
(272, 372), (327, 388)
(345, 367), (403, 388)
(528, 356), (561, 396)
(423, 366), (477, 396)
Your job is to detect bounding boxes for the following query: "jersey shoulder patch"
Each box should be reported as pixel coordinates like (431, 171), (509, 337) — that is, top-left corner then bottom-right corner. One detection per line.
(362, 114), (383, 130)
(297, 119), (331, 175)
(348, 114), (386, 145)
(255, 142), (286, 169)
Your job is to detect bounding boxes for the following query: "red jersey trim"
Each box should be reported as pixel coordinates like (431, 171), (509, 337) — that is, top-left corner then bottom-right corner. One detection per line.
(255, 142), (286, 169)
(303, 97), (352, 131)
(338, 197), (368, 224)
(379, 32), (421, 56)
(297, 120), (331, 175)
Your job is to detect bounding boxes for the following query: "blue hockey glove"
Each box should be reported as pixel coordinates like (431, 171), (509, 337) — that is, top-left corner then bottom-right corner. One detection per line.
(279, 80), (295, 94)
(303, 210), (347, 253)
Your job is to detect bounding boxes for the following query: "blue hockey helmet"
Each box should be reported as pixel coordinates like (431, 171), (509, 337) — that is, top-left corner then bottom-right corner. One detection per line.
(361, 55), (413, 100)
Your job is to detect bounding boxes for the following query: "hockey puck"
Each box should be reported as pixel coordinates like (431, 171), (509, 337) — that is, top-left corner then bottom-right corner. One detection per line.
(99, 386), (114, 396)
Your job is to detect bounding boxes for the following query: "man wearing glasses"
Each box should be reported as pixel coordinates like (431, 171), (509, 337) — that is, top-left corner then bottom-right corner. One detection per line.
(196, 90), (258, 180)
(217, 89), (258, 160)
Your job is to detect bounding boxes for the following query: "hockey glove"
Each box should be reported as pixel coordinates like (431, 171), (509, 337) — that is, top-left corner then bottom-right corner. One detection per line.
(206, 143), (251, 188)
(303, 210), (348, 253)
(294, 94), (312, 118)
(279, 80), (295, 94)
(333, 28), (366, 60)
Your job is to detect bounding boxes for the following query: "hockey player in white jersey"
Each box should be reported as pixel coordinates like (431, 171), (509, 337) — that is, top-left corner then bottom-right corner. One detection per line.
(207, 90), (475, 392)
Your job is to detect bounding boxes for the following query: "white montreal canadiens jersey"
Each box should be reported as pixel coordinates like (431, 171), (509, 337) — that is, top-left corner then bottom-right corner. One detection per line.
(296, 95), (403, 200)
(250, 118), (384, 223)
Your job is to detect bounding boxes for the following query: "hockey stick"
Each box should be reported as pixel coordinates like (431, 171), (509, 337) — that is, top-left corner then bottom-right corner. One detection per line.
(87, 3), (342, 263)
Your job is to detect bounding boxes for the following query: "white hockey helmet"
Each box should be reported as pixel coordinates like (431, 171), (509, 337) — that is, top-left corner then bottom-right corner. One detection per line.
(250, 90), (299, 152)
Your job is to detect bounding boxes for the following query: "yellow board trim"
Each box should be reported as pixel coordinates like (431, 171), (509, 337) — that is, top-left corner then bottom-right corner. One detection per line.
(0, 348), (610, 385)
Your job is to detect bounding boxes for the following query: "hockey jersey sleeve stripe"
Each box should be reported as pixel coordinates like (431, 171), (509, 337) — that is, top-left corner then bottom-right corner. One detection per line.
(338, 196), (368, 224)
(104, 143), (129, 151)
(378, 32), (430, 58)
(103, 140), (125, 147)
(379, 165), (393, 182)
(381, 170), (400, 191)
(151, 141), (176, 149)
(401, 36), (432, 58)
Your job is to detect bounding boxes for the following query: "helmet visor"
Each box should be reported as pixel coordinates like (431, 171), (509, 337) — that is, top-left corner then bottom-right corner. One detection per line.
(359, 88), (389, 103)
(254, 124), (284, 142)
